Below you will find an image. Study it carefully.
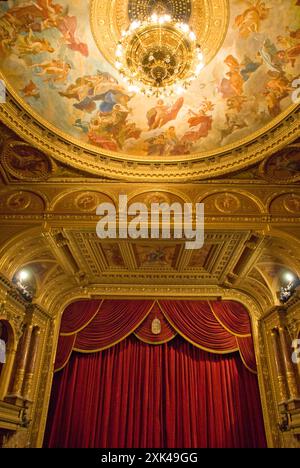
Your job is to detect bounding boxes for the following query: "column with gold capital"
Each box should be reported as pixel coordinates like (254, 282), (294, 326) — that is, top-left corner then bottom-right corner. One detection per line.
(10, 324), (33, 398)
(271, 328), (289, 402)
(23, 327), (41, 401)
(279, 326), (300, 400)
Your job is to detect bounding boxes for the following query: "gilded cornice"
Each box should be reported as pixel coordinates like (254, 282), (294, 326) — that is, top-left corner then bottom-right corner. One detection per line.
(0, 89), (299, 181)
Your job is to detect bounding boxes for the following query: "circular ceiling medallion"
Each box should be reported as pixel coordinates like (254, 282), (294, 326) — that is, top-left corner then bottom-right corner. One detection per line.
(2, 141), (52, 181)
(260, 149), (300, 184)
(90, 0), (229, 67)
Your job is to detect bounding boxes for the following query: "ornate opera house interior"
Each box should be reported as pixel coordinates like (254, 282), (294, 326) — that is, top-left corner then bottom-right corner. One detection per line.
(0, 0), (300, 449)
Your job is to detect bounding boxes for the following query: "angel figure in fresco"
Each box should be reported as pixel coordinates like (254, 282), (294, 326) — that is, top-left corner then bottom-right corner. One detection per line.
(87, 103), (142, 152)
(60, 72), (132, 114)
(21, 80), (40, 100)
(219, 55), (244, 99)
(220, 96), (248, 140)
(57, 15), (89, 57)
(276, 30), (300, 68)
(146, 97), (184, 130)
(31, 59), (71, 84)
(257, 40), (284, 72)
(234, 1), (270, 39)
(15, 29), (54, 56)
(7, 0), (65, 33)
(146, 126), (180, 156)
(263, 71), (291, 117)
(0, 1), (88, 58)
(181, 99), (214, 144)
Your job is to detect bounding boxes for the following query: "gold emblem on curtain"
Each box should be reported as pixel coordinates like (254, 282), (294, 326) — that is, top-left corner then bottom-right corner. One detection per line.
(151, 318), (162, 335)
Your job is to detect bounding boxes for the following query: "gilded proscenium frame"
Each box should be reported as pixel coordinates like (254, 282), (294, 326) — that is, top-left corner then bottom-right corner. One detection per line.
(28, 284), (275, 449)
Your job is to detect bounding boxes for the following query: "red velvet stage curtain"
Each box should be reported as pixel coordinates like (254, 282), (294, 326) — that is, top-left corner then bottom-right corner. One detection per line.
(159, 301), (238, 352)
(60, 300), (103, 335)
(54, 300), (257, 373)
(74, 300), (153, 351)
(45, 335), (266, 448)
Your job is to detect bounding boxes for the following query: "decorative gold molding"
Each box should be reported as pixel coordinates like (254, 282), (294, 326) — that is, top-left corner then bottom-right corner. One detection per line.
(90, 0), (229, 68)
(0, 86), (299, 181)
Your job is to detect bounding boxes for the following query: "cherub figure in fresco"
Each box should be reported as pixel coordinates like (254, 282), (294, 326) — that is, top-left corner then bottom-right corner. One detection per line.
(87, 103), (141, 151)
(276, 33), (300, 69)
(60, 72), (132, 114)
(0, 1), (88, 58)
(220, 54), (260, 101)
(7, 0), (65, 32)
(146, 97), (184, 130)
(21, 80), (40, 100)
(15, 28), (54, 56)
(181, 99), (214, 144)
(234, 1), (270, 39)
(31, 59), (71, 84)
(263, 71), (292, 117)
(219, 55), (244, 99)
(221, 96), (248, 140)
(0, 13), (19, 52)
(146, 125), (187, 156)
(146, 132), (168, 156)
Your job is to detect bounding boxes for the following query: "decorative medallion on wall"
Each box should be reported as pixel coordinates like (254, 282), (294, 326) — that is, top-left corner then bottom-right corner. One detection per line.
(283, 194), (300, 214)
(260, 149), (300, 184)
(75, 192), (101, 212)
(214, 193), (241, 214)
(6, 191), (31, 211)
(2, 141), (52, 181)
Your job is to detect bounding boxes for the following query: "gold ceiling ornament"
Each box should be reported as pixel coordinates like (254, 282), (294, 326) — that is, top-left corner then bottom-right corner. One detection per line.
(90, 0), (229, 69)
(115, 13), (204, 98)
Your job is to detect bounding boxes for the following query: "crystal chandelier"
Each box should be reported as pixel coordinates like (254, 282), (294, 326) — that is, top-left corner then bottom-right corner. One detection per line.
(115, 13), (204, 98)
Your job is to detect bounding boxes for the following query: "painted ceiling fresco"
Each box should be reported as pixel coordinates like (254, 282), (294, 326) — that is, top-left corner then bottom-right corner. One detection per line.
(0, 0), (299, 160)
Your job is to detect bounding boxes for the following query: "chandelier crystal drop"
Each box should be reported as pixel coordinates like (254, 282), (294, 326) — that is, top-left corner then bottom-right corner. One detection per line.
(115, 14), (204, 98)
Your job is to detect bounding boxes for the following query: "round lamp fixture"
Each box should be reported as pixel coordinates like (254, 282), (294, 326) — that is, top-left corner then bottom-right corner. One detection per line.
(115, 14), (204, 98)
